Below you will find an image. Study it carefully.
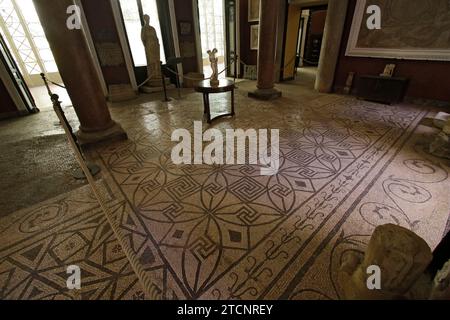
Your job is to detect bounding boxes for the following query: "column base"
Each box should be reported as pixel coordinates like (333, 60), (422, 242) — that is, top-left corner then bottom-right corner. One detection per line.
(141, 84), (176, 94)
(248, 88), (282, 100)
(76, 121), (127, 147)
(108, 84), (138, 102)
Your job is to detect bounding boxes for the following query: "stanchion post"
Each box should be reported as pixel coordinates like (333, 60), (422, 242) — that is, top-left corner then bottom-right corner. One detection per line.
(233, 53), (238, 83)
(50, 94), (157, 299)
(161, 61), (171, 102)
(50, 94), (100, 179)
(176, 69), (181, 99)
(40, 73), (53, 98)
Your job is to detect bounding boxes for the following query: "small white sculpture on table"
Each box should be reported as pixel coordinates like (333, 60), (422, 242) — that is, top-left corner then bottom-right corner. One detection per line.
(207, 48), (219, 87)
(140, 14), (173, 93)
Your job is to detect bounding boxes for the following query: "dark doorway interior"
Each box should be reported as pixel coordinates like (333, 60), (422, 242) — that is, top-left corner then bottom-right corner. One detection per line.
(302, 6), (327, 67)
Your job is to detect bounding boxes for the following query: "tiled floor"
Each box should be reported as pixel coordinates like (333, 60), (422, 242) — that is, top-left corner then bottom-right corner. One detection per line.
(1, 80), (449, 300)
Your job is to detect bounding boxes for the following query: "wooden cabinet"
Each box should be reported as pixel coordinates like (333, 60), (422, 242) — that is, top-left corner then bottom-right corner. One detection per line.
(356, 75), (410, 105)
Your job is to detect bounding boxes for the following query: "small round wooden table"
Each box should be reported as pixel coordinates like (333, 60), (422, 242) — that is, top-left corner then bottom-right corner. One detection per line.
(195, 79), (235, 124)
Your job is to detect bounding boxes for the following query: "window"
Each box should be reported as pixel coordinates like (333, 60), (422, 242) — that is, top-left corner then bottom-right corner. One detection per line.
(0, 0), (59, 86)
(119, 0), (166, 67)
(198, 0), (225, 60)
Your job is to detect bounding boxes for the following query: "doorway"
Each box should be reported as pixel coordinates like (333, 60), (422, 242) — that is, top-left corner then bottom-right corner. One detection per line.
(0, 0), (67, 110)
(197, 0), (227, 79)
(281, 4), (327, 86)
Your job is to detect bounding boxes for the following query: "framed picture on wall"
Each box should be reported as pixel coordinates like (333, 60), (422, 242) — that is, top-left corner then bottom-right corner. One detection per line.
(248, 0), (260, 22)
(346, 0), (450, 61)
(250, 25), (259, 50)
(179, 21), (192, 36)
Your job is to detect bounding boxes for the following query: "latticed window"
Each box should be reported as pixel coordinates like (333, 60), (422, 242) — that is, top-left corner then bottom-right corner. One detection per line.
(0, 0), (59, 86)
(198, 0), (225, 59)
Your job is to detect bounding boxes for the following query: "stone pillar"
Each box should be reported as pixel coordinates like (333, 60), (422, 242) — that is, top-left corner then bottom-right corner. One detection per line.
(33, 0), (127, 145)
(315, 0), (349, 93)
(248, 0), (282, 100)
(274, 0), (287, 83)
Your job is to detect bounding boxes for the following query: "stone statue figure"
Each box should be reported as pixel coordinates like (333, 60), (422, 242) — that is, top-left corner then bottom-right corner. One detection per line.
(207, 48), (219, 86)
(141, 14), (161, 82)
(338, 224), (433, 300)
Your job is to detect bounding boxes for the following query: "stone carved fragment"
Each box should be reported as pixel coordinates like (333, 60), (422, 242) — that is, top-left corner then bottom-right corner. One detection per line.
(430, 260), (450, 300)
(338, 224), (433, 300)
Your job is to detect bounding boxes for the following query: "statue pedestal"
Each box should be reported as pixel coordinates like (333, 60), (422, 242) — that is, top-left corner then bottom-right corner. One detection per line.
(140, 77), (175, 94)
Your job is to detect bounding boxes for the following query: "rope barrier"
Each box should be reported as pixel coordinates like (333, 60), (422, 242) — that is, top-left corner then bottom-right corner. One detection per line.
(49, 81), (66, 89)
(40, 73), (66, 89)
(42, 53), (312, 95)
(136, 57), (239, 89)
(280, 54), (318, 70)
(239, 54), (317, 74)
(50, 94), (162, 299)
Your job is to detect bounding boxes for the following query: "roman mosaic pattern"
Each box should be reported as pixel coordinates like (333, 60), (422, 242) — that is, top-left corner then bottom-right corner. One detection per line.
(0, 182), (148, 300)
(95, 91), (450, 299)
(1, 89), (449, 299)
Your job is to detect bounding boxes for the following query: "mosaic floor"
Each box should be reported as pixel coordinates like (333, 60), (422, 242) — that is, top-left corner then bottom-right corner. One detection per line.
(0, 182), (147, 300)
(1, 85), (449, 300)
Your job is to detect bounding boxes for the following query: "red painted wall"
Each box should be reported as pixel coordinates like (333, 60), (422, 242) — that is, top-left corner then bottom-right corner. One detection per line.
(81, 0), (131, 86)
(174, 0), (200, 74)
(334, 0), (450, 102)
(310, 10), (327, 35)
(239, 0), (258, 69)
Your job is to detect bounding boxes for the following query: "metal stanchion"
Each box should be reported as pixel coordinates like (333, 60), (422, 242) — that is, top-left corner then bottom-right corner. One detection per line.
(232, 52), (239, 89)
(51, 93), (159, 299)
(160, 61), (171, 102)
(40, 73), (100, 180)
(166, 57), (183, 99)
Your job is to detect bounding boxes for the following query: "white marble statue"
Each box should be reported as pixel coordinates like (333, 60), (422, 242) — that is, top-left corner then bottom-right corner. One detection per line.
(141, 14), (161, 82)
(207, 48), (219, 86)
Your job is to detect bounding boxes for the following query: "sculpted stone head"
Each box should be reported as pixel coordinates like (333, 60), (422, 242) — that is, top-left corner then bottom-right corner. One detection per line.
(143, 14), (150, 25)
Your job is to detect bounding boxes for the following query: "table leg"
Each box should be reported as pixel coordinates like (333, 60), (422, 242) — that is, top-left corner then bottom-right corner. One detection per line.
(231, 89), (235, 116)
(205, 93), (211, 123)
(203, 93), (207, 114)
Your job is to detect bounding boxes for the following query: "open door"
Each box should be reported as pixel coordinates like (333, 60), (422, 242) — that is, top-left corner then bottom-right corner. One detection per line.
(0, 31), (37, 114)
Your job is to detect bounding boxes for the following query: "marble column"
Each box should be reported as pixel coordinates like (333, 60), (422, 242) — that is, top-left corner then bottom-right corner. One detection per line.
(315, 0), (349, 93)
(33, 0), (127, 145)
(248, 0), (282, 100)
